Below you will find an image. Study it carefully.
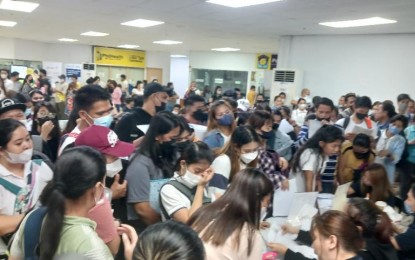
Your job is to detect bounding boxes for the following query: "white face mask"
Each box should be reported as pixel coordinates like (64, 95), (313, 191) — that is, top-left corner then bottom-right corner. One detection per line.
(19, 119), (28, 126)
(240, 151), (258, 164)
(106, 158), (122, 178)
(299, 104), (307, 110)
(1, 74), (7, 79)
(180, 169), (202, 188)
(5, 148), (33, 164)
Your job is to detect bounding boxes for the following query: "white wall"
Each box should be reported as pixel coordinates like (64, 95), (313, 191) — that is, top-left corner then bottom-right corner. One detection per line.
(170, 57), (190, 98)
(146, 51), (171, 84)
(277, 34), (415, 103)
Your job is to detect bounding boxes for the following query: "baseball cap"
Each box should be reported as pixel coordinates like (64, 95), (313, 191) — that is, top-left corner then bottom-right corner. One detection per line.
(143, 82), (168, 98)
(237, 99), (250, 112)
(0, 98), (26, 115)
(10, 71), (19, 77)
(58, 74), (66, 79)
(75, 125), (135, 158)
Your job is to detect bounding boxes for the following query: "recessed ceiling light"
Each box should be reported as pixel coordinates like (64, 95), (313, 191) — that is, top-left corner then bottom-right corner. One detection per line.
(117, 44), (140, 49)
(206, 0), (282, 8)
(0, 0), (39, 13)
(211, 47), (240, 52)
(81, 31), (109, 37)
(58, 38), (78, 42)
(121, 19), (164, 28)
(171, 55), (187, 58)
(0, 20), (17, 27)
(319, 17), (397, 28)
(153, 40), (183, 45)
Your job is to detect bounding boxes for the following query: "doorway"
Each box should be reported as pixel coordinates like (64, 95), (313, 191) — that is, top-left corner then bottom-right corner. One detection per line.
(146, 68), (163, 83)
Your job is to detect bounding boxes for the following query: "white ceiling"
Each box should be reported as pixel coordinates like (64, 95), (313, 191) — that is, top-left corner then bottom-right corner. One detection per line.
(1, 0), (415, 54)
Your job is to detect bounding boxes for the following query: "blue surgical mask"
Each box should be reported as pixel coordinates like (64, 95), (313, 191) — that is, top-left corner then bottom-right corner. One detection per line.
(217, 113), (234, 126)
(388, 125), (400, 136)
(87, 113), (113, 128)
(24, 108), (32, 117)
(405, 202), (413, 214)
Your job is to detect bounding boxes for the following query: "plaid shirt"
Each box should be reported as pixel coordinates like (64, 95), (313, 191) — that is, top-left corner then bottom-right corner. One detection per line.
(258, 148), (286, 190)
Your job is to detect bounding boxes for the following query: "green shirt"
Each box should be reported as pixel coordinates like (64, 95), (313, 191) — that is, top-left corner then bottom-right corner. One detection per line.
(10, 214), (113, 259)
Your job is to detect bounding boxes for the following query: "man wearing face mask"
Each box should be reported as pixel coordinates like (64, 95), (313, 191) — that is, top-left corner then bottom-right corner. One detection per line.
(115, 82), (169, 145)
(182, 95), (208, 125)
(295, 97), (335, 148)
(336, 96), (377, 142)
(58, 85), (113, 155)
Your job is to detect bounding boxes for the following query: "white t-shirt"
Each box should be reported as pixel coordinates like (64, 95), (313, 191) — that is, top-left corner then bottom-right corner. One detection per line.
(220, 132), (231, 146)
(3, 79), (13, 91)
(289, 148), (327, 192)
(58, 126), (81, 155)
(336, 117), (377, 139)
(291, 109), (308, 126)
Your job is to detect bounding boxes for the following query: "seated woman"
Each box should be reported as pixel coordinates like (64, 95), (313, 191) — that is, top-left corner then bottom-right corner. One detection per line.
(347, 163), (397, 208)
(160, 141), (214, 223)
(338, 133), (375, 184)
(10, 146), (122, 259)
(203, 100), (236, 149)
(0, 119), (53, 256)
(209, 126), (261, 198)
(391, 183), (415, 259)
(189, 168), (273, 260)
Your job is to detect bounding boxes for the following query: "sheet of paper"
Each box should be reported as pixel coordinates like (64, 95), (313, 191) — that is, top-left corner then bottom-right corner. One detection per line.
(137, 124), (149, 134)
(332, 182), (352, 211)
(308, 119), (322, 138)
(272, 179), (297, 217)
(351, 125), (373, 136)
(288, 192), (318, 220)
(317, 193), (334, 214)
(278, 119), (294, 134)
(189, 123), (208, 140)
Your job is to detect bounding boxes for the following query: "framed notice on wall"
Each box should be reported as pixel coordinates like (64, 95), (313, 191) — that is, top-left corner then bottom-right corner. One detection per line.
(93, 46), (146, 68)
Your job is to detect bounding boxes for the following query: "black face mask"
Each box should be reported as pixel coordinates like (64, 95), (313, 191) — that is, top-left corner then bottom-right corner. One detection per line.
(156, 102), (167, 113)
(260, 130), (275, 140)
(177, 140), (192, 153)
(159, 140), (177, 156)
(356, 113), (367, 120)
(193, 109), (208, 122)
(354, 151), (369, 160)
(37, 116), (53, 127)
(272, 123), (280, 130)
(316, 116), (330, 121)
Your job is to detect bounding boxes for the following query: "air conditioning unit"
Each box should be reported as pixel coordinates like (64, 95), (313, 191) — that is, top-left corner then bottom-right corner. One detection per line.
(269, 69), (303, 107)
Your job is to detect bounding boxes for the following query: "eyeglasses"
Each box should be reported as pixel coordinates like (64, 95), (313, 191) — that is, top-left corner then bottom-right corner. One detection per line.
(37, 112), (56, 118)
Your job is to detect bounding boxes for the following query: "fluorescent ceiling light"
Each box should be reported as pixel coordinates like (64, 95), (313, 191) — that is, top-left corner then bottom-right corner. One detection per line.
(117, 44), (140, 49)
(211, 47), (240, 52)
(58, 38), (78, 42)
(0, 20), (17, 27)
(0, 0), (39, 13)
(171, 55), (187, 58)
(81, 31), (109, 37)
(153, 40), (182, 45)
(206, 0), (282, 8)
(319, 17), (397, 28)
(121, 19), (164, 28)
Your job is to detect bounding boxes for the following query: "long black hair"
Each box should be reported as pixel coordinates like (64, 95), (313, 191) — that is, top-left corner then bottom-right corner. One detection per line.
(31, 101), (61, 139)
(291, 125), (344, 172)
(133, 111), (180, 178)
(0, 119), (26, 149)
(39, 146), (106, 259)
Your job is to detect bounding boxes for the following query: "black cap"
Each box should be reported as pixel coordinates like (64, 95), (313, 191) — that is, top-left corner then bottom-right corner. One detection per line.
(143, 82), (168, 98)
(58, 74), (66, 79)
(0, 98), (26, 115)
(10, 71), (19, 77)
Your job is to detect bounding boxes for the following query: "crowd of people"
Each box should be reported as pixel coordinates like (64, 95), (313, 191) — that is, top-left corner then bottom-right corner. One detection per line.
(0, 68), (415, 260)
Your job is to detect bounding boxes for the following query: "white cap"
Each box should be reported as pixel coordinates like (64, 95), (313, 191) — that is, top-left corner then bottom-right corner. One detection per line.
(237, 99), (250, 112)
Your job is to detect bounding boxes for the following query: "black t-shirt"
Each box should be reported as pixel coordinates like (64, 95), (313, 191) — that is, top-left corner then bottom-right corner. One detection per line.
(114, 107), (152, 143)
(396, 218), (415, 260)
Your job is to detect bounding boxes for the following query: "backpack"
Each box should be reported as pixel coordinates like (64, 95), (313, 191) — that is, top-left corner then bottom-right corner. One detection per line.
(23, 207), (48, 260)
(159, 180), (211, 220)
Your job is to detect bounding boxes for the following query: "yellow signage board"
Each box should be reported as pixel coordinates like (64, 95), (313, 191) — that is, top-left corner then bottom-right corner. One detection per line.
(94, 46), (146, 68)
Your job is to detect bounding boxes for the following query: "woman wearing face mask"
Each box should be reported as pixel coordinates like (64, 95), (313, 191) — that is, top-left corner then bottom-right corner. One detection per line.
(375, 114), (408, 184)
(203, 100), (236, 150)
(75, 125), (135, 255)
(189, 168), (273, 260)
(209, 126), (261, 198)
(29, 89), (45, 107)
(290, 125), (344, 193)
(292, 98), (308, 126)
(126, 111), (181, 233)
(160, 142), (214, 223)
(391, 183), (415, 259)
(0, 119), (53, 256)
(31, 102), (61, 162)
(20, 74), (35, 95)
(338, 133), (375, 184)
(347, 163), (397, 208)
(212, 86), (222, 102)
(176, 116), (197, 154)
(9, 146), (124, 259)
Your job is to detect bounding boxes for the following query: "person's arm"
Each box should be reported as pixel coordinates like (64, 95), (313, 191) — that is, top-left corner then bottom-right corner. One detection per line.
(106, 233), (121, 256)
(337, 152), (346, 185)
(295, 125), (309, 148)
(390, 236), (401, 250)
(133, 202), (161, 225)
(304, 170), (314, 192)
(0, 214), (24, 236)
